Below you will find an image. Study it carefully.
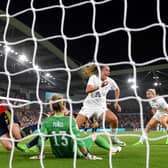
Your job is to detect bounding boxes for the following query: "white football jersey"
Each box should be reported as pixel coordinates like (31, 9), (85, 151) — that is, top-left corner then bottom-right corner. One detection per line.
(84, 74), (118, 107)
(149, 97), (168, 113)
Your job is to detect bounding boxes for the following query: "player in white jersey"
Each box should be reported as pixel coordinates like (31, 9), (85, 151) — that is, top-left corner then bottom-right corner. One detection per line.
(134, 89), (168, 145)
(76, 65), (126, 147)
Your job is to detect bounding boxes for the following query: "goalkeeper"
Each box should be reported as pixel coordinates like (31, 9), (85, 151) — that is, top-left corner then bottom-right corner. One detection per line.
(19, 95), (121, 159)
(30, 95), (104, 160)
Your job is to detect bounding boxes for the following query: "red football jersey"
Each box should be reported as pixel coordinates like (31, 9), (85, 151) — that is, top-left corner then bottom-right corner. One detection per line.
(0, 101), (8, 115)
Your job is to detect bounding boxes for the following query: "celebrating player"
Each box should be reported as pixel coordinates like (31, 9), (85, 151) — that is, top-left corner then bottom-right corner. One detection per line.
(76, 65), (126, 147)
(134, 89), (168, 145)
(0, 99), (22, 150)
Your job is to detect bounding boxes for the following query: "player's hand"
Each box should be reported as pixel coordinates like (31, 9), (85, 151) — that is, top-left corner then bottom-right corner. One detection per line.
(85, 153), (103, 160)
(114, 102), (121, 112)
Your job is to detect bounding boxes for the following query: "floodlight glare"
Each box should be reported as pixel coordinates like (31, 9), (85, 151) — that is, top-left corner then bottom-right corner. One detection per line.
(130, 84), (139, 89)
(4, 46), (11, 53)
(34, 65), (39, 70)
(19, 54), (28, 62)
(128, 78), (135, 83)
(45, 73), (50, 77)
(154, 82), (158, 86)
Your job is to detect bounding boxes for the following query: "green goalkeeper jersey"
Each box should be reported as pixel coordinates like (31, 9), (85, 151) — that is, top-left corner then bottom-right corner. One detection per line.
(39, 114), (86, 158)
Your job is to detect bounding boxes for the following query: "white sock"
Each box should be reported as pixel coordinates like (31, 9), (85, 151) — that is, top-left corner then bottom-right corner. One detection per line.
(111, 128), (117, 141)
(139, 133), (148, 143)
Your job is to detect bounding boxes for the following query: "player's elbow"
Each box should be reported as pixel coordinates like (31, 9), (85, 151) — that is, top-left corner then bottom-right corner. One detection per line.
(4, 144), (12, 151)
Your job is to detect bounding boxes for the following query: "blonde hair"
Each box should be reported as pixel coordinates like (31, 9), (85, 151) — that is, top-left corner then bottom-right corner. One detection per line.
(50, 95), (65, 112)
(147, 89), (156, 96)
(82, 65), (98, 77)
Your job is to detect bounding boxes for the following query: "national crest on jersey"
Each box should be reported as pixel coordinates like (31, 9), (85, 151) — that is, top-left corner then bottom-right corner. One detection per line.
(84, 75), (118, 107)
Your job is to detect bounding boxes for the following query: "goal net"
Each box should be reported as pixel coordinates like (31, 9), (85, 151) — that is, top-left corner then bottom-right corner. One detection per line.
(0, 0), (168, 168)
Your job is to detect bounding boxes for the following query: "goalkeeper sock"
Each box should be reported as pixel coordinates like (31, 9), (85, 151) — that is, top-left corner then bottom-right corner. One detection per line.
(15, 141), (19, 149)
(95, 135), (110, 150)
(139, 133), (148, 143)
(21, 124), (38, 137)
(27, 136), (39, 148)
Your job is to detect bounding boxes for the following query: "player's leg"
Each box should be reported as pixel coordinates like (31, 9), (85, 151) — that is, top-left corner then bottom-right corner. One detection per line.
(9, 123), (22, 140)
(5, 110), (22, 140)
(94, 134), (110, 150)
(89, 134), (121, 154)
(17, 125), (41, 153)
(17, 136), (40, 153)
(92, 120), (98, 133)
(76, 114), (87, 128)
(160, 115), (168, 144)
(5, 110), (22, 148)
(134, 117), (158, 145)
(76, 106), (94, 128)
(0, 112), (16, 150)
(21, 124), (38, 137)
(160, 115), (168, 129)
(100, 109), (126, 147)
(0, 133), (13, 150)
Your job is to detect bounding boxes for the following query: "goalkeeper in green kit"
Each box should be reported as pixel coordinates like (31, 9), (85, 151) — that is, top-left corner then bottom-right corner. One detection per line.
(26, 95), (121, 160)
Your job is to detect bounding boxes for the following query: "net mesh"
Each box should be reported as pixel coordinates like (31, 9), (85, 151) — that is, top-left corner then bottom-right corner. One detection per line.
(0, 0), (168, 168)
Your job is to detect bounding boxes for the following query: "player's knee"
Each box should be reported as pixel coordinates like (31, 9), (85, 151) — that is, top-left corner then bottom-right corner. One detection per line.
(109, 116), (118, 124)
(76, 115), (85, 127)
(4, 143), (12, 151)
(160, 118), (168, 128)
(146, 123), (153, 130)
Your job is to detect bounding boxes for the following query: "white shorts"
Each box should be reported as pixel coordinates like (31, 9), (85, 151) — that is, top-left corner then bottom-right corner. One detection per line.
(78, 106), (107, 119)
(152, 112), (168, 121)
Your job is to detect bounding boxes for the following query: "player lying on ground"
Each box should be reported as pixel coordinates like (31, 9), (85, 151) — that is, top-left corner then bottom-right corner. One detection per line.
(0, 99), (23, 150)
(18, 95), (122, 157)
(76, 65), (126, 147)
(134, 89), (168, 145)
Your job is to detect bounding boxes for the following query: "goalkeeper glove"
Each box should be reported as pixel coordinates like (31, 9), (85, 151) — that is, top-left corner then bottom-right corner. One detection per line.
(85, 153), (102, 160)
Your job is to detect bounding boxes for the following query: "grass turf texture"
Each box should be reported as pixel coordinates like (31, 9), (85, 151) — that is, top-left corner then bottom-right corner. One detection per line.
(0, 131), (168, 168)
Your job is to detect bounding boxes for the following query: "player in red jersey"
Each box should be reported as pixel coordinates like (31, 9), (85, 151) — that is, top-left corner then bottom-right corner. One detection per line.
(0, 100), (22, 150)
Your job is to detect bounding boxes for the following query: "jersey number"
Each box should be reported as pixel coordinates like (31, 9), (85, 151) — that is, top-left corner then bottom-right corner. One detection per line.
(52, 131), (68, 146)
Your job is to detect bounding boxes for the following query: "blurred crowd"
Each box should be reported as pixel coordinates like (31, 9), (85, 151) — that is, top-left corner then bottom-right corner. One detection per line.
(14, 108), (39, 127)
(13, 106), (152, 130)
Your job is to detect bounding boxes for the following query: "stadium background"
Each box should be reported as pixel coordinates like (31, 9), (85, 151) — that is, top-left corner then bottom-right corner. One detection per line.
(0, 0), (168, 131)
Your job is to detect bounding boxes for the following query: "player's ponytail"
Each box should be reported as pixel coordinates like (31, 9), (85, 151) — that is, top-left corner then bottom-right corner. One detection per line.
(82, 64), (98, 77)
(82, 64), (109, 78)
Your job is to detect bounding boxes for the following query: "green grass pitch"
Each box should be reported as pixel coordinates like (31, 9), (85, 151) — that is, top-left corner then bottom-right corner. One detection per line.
(0, 131), (168, 168)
